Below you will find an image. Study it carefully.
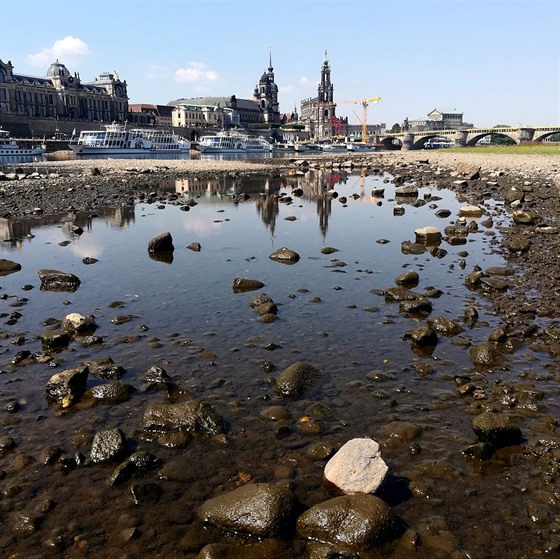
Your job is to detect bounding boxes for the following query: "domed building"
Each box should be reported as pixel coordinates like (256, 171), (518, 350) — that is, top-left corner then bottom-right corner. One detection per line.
(253, 53), (280, 124)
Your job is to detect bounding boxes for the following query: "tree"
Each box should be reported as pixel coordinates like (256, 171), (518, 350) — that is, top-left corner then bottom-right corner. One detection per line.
(389, 123), (401, 133)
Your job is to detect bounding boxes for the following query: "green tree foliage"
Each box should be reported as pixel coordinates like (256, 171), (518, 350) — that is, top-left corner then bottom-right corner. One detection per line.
(389, 123), (401, 133)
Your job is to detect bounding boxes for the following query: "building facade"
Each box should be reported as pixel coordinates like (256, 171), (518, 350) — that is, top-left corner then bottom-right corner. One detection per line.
(0, 59), (128, 123)
(405, 109), (473, 131)
(300, 53), (347, 140)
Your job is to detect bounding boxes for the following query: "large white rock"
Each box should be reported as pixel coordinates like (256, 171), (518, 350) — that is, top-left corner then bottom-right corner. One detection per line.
(324, 438), (388, 495)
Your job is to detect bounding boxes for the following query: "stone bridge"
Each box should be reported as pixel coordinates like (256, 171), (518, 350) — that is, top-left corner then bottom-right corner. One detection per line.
(383, 126), (560, 150)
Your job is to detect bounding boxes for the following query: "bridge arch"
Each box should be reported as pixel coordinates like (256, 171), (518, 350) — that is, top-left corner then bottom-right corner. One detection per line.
(380, 137), (402, 150)
(466, 132), (518, 146)
(534, 130), (560, 142)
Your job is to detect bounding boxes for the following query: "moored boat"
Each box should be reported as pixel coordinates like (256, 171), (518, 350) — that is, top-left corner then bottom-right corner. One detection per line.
(0, 129), (46, 158)
(198, 131), (272, 153)
(69, 123), (191, 156)
(346, 143), (376, 152)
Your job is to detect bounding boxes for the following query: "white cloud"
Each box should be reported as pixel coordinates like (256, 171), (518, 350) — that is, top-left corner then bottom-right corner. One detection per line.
(175, 61), (218, 83)
(300, 76), (310, 84)
(27, 36), (90, 68)
(279, 84), (294, 93)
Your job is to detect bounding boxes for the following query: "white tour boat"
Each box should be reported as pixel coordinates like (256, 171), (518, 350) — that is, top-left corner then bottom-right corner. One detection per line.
(0, 129), (46, 158)
(346, 143), (376, 152)
(69, 123), (191, 156)
(198, 131), (272, 153)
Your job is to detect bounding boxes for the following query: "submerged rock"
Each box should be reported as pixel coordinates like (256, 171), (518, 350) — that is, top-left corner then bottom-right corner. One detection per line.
(232, 277), (265, 293)
(148, 231), (174, 253)
(324, 438), (388, 495)
(62, 312), (97, 335)
(472, 411), (523, 448)
(297, 494), (401, 552)
(38, 269), (81, 292)
(82, 357), (125, 379)
(141, 400), (225, 436)
(0, 258), (21, 275)
(199, 482), (299, 538)
(275, 361), (319, 399)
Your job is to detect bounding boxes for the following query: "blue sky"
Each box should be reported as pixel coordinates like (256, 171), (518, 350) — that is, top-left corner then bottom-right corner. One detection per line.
(1, 0), (558, 127)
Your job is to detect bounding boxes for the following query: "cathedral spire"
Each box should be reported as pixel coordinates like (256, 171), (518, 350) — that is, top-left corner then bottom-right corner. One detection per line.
(268, 48), (273, 71)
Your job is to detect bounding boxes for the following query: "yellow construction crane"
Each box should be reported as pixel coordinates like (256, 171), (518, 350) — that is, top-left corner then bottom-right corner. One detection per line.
(318, 97), (381, 142)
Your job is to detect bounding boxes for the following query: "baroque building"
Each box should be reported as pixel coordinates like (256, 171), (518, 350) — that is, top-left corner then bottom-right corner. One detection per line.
(253, 53), (280, 124)
(300, 52), (347, 140)
(0, 59), (128, 124)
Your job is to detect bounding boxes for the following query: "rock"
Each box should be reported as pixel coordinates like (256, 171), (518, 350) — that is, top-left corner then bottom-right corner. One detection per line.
(274, 361), (319, 399)
(198, 540), (291, 559)
(435, 209), (452, 218)
(89, 428), (129, 463)
(198, 482), (298, 538)
(465, 270), (484, 288)
(512, 210), (535, 225)
(504, 187), (524, 205)
(249, 293), (277, 316)
(91, 382), (134, 405)
(45, 366), (89, 404)
(62, 312), (97, 335)
(469, 342), (504, 367)
(232, 277), (265, 293)
(82, 357), (125, 379)
(395, 185), (418, 197)
(395, 270), (419, 287)
(409, 323), (438, 346)
(472, 411), (523, 448)
(297, 494), (401, 552)
(38, 269), (81, 292)
(321, 246), (339, 254)
(456, 163), (481, 180)
(401, 241), (426, 255)
(0, 258), (21, 275)
(415, 226), (442, 245)
(269, 247), (300, 264)
(109, 452), (161, 486)
(147, 232), (174, 253)
(187, 242), (201, 252)
(324, 438), (388, 494)
(428, 316), (464, 336)
(480, 277), (509, 291)
(503, 235), (531, 252)
(458, 205), (483, 218)
(141, 400), (225, 436)
(40, 331), (71, 349)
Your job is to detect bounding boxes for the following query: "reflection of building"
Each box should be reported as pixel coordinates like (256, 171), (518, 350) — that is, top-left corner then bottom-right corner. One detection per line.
(300, 53), (348, 140)
(405, 109), (473, 131)
(0, 59), (128, 122)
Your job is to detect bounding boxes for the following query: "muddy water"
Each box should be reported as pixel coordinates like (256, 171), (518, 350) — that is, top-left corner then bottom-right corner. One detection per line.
(0, 169), (558, 558)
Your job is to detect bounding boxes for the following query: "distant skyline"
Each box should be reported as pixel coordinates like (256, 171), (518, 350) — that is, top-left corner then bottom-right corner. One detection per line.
(1, 0), (559, 128)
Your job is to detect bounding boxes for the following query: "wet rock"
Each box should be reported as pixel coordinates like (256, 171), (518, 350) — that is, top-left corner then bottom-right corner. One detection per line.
(232, 277), (265, 293)
(91, 382), (134, 405)
(428, 316), (464, 337)
(321, 246), (339, 254)
(147, 231), (174, 253)
(480, 277), (509, 291)
(395, 185), (418, 197)
(415, 226), (442, 245)
(458, 205), (483, 218)
(62, 312), (97, 335)
(38, 269), (81, 292)
(109, 451), (161, 486)
(199, 482), (298, 538)
(250, 293), (278, 316)
(40, 330), (71, 349)
(142, 400), (225, 436)
(324, 438), (388, 495)
(187, 242), (201, 252)
(82, 257), (98, 265)
(82, 357), (125, 379)
(393, 206), (405, 216)
(89, 428), (129, 463)
(401, 241), (426, 255)
(143, 364), (174, 392)
(472, 411), (523, 448)
(45, 366), (89, 404)
(395, 271), (419, 287)
(0, 258), (21, 275)
(274, 361), (320, 399)
(297, 494), (401, 552)
(512, 210), (535, 225)
(269, 247), (300, 264)
(408, 324), (438, 346)
(465, 270), (484, 288)
(306, 441), (335, 461)
(469, 342), (504, 368)
(130, 482), (162, 505)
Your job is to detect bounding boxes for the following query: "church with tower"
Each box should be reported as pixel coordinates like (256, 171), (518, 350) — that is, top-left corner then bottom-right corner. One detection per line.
(300, 52), (347, 140)
(253, 53), (280, 124)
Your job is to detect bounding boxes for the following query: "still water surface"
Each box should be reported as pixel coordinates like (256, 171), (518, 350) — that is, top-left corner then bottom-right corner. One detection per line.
(0, 169), (557, 557)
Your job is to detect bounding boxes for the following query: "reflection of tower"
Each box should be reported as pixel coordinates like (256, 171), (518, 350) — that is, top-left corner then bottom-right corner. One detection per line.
(255, 193), (280, 236)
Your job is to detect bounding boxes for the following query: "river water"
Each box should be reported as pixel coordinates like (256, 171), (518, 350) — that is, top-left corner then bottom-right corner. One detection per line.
(0, 168), (558, 558)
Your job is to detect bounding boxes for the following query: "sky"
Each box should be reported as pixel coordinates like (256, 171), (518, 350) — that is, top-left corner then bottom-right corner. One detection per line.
(1, 0), (559, 128)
